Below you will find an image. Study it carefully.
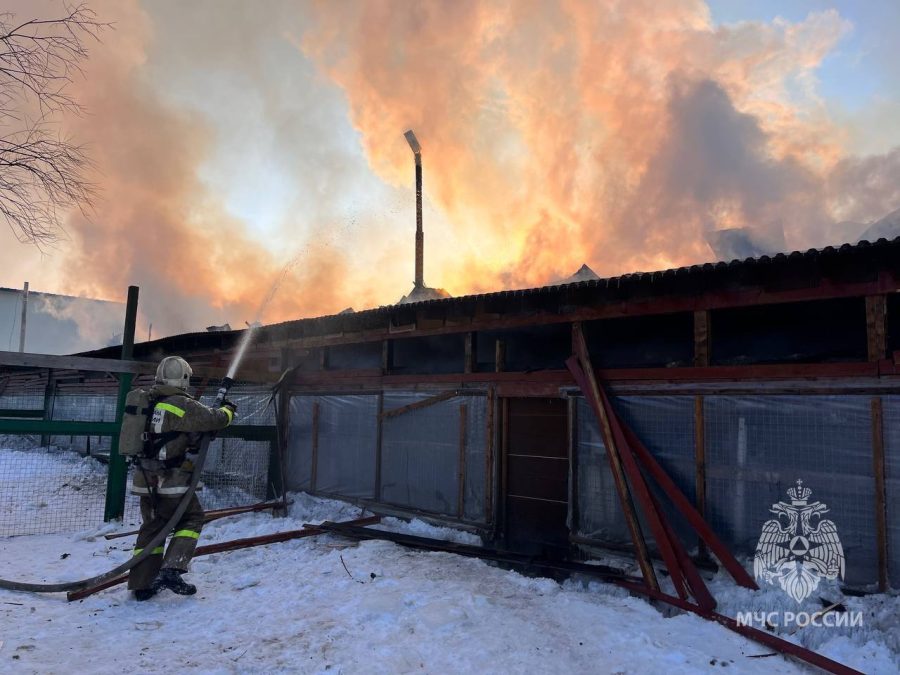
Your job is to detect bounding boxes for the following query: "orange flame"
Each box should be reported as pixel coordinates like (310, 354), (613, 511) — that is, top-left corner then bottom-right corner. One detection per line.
(2, 1), (896, 340)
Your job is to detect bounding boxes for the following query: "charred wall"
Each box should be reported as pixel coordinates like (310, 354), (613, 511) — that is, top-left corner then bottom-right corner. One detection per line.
(710, 298), (868, 365)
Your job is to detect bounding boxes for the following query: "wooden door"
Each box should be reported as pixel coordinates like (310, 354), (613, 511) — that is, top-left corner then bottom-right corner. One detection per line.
(503, 397), (569, 557)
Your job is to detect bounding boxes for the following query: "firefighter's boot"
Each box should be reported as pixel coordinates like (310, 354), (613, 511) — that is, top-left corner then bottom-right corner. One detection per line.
(155, 568), (196, 596)
(134, 588), (157, 602)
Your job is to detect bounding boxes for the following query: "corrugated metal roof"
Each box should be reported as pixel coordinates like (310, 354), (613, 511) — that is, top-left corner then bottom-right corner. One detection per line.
(262, 235), (900, 320)
(82, 236), (900, 358)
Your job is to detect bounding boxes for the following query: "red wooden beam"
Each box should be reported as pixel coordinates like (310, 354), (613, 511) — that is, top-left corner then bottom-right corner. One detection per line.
(614, 580), (862, 675)
(67, 515), (381, 602)
(619, 421), (757, 589)
(380, 390), (460, 419)
(573, 355), (690, 599)
(567, 333), (757, 603)
(267, 272), (899, 352)
(289, 361), (893, 391)
(567, 325), (659, 591)
(647, 489), (716, 611)
(570, 350), (720, 607)
(103, 500), (289, 540)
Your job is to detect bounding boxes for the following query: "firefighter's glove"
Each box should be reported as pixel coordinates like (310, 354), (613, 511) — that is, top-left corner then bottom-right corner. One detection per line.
(220, 399), (238, 426)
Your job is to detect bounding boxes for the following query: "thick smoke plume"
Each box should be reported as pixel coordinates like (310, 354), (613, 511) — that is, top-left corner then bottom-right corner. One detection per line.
(303, 0), (899, 289)
(54, 1), (366, 338)
(3, 1), (899, 339)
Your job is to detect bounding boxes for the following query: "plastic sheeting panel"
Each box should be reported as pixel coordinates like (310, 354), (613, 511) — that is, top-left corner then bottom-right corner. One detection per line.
(381, 393), (486, 521)
(704, 396), (877, 586)
(285, 396), (314, 491)
(615, 396), (697, 546)
(198, 386), (275, 426)
(575, 394), (880, 586)
(574, 397), (630, 545)
(882, 396), (900, 586)
(574, 396), (695, 548)
(462, 399), (488, 522)
(286, 395), (378, 499)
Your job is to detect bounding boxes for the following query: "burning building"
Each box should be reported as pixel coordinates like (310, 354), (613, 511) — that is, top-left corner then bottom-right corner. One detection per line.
(78, 235), (900, 589)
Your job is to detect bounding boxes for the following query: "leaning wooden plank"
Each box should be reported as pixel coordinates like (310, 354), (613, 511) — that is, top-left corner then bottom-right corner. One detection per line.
(566, 323), (659, 590)
(379, 390), (459, 420)
(567, 354), (680, 595)
(103, 500), (292, 540)
(599, 381), (693, 600)
(618, 421), (758, 589)
(312, 521), (630, 581)
(647, 489), (716, 611)
(193, 514), (376, 554)
(67, 514), (381, 601)
(871, 397), (889, 592)
(568, 326), (754, 591)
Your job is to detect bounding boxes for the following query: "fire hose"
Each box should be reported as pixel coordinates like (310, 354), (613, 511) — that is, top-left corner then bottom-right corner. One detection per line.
(0, 377), (234, 594)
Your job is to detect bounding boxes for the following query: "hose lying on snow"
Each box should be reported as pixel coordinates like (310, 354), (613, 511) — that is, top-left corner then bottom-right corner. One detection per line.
(0, 378), (232, 594)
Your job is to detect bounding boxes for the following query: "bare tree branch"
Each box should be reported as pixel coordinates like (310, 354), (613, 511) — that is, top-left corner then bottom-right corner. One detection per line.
(0, 3), (107, 247)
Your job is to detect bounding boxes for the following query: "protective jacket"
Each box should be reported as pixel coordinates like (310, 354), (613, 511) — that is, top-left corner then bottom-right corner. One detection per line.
(130, 384), (234, 497)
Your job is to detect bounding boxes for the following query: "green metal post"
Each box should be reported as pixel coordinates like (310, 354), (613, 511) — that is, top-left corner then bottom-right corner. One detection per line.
(104, 285), (139, 521)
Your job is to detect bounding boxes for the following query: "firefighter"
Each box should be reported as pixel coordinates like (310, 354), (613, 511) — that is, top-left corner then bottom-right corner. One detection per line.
(128, 356), (237, 601)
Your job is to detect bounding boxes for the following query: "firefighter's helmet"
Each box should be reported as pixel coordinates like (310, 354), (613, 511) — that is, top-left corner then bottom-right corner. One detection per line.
(155, 356), (193, 389)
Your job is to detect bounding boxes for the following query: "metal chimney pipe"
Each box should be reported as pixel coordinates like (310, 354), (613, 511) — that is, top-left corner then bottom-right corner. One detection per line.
(405, 130), (424, 289)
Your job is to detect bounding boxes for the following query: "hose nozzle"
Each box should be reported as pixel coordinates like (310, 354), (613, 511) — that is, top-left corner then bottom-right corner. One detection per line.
(215, 376), (234, 406)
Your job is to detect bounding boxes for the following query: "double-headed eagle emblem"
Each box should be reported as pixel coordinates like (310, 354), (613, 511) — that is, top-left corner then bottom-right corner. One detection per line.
(753, 479), (845, 603)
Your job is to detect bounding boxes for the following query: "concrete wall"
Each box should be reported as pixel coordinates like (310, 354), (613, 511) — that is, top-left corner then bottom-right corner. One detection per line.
(0, 287), (123, 354)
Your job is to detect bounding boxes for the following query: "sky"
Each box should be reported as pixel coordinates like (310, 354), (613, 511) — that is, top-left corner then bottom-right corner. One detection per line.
(1, 0), (900, 339)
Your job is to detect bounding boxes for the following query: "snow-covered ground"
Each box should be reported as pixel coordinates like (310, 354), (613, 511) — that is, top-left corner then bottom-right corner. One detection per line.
(0, 448), (897, 674)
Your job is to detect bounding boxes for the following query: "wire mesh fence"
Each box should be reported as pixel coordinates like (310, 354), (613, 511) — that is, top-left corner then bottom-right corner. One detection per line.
(287, 394), (380, 499)
(0, 446), (111, 536)
(0, 370), (46, 411)
(882, 395), (900, 586)
(49, 394), (118, 454)
(381, 392), (487, 521)
(573, 392), (889, 587)
(190, 385), (275, 512)
(285, 391), (488, 523)
(1, 375), (278, 537)
(704, 395), (877, 585)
